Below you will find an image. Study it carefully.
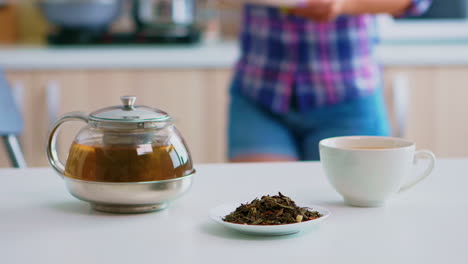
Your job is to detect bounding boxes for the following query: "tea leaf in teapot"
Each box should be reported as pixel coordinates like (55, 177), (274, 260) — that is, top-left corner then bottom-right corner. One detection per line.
(223, 192), (322, 225)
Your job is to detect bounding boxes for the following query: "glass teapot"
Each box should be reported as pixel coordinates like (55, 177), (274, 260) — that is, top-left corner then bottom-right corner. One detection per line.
(46, 96), (195, 183)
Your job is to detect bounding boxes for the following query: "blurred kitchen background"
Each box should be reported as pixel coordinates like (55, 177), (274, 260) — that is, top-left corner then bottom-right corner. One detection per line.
(1, 0), (468, 167)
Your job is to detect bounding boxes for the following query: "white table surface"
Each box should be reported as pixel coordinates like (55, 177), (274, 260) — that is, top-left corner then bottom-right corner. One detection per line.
(1, 160), (467, 264)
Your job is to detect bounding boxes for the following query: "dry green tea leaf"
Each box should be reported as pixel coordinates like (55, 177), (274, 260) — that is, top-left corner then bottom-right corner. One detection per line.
(223, 192), (322, 225)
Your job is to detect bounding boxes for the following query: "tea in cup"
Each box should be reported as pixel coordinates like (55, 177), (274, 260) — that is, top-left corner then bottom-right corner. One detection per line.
(319, 136), (436, 207)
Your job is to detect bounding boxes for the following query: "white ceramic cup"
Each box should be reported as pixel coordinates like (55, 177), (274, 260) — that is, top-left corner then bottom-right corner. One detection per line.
(319, 136), (436, 207)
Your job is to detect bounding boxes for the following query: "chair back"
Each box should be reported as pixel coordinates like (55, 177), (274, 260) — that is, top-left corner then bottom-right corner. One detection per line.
(0, 71), (23, 135)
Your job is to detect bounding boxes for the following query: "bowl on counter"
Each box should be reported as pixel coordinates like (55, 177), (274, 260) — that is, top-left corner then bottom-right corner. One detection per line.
(39, 0), (123, 31)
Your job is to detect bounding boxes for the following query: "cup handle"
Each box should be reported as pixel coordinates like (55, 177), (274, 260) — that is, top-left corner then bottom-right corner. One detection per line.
(46, 112), (88, 177)
(398, 150), (436, 193)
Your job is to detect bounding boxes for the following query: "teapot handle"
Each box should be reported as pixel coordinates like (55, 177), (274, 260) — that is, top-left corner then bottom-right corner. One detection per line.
(46, 112), (88, 177)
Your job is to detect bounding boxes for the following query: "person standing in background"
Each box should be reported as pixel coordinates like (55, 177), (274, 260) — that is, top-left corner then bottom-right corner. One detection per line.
(224, 0), (432, 162)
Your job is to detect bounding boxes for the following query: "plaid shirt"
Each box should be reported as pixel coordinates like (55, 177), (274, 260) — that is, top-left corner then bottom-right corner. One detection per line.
(233, 0), (432, 113)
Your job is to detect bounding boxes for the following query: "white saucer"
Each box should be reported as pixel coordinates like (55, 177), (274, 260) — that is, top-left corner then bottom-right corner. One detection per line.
(209, 202), (330, 236)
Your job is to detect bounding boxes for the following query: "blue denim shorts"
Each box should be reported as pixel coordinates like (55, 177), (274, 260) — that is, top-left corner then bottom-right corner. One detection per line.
(228, 87), (390, 161)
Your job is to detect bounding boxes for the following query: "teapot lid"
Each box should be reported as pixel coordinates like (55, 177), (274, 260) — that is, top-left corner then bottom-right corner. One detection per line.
(89, 96), (170, 129)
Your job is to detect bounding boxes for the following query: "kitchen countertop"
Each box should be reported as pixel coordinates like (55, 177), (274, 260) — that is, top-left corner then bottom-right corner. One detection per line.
(1, 40), (468, 70)
(1, 160), (467, 263)
(0, 42), (240, 70)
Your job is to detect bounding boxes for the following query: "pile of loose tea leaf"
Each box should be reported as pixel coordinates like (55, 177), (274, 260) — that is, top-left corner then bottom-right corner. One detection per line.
(223, 192), (322, 225)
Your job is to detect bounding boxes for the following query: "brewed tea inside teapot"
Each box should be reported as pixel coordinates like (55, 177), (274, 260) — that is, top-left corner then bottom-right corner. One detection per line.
(47, 96), (195, 183)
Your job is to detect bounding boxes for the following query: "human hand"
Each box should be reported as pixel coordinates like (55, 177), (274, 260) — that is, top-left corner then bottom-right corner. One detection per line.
(289, 0), (345, 22)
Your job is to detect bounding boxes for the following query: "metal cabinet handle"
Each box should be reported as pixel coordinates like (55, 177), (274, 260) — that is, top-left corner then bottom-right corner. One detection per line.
(46, 81), (60, 128)
(392, 73), (410, 138)
(11, 81), (25, 115)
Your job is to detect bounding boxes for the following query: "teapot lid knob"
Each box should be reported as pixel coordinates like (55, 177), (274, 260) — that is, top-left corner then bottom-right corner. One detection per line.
(121, 96), (136, 110)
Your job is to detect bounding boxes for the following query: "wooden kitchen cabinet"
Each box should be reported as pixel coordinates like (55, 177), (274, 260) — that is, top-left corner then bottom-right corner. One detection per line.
(2, 66), (468, 168)
(2, 69), (231, 168)
(383, 66), (468, 158)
